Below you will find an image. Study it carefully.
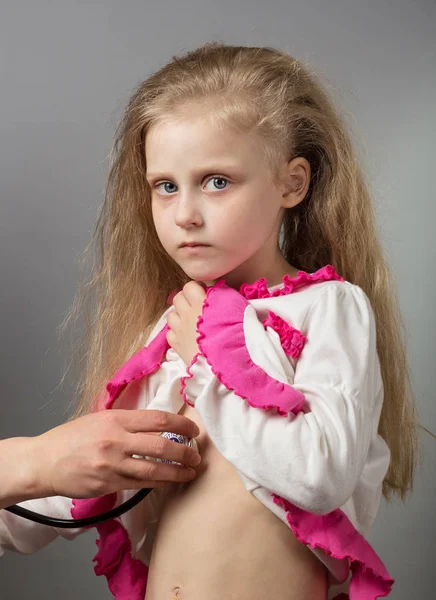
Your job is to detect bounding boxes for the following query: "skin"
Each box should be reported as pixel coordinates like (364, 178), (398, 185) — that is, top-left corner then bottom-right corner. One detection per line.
(145, 114), (310, 366)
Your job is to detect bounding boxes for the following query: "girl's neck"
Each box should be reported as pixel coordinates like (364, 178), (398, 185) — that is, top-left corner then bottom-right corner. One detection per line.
(202, 263), (300, 291)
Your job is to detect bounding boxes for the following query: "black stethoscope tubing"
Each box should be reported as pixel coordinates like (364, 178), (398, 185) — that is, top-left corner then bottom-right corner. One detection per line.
(4, 487), (153, 528)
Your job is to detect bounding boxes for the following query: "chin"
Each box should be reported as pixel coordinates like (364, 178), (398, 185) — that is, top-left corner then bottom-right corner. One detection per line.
(180, 260), (234, 284)
(190, 275), (219, 285)
(181, 267), (222, 282)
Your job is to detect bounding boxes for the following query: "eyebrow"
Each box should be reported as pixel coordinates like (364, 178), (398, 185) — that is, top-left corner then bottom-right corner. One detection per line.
(145, 164), (242, 180)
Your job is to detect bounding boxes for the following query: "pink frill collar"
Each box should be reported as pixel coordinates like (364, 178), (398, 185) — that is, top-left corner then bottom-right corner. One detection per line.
(238, 264), (343, 299)
(167, 265), (343, 305)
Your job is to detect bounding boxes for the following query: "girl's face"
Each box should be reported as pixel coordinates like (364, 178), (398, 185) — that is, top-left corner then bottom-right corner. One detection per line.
(145, 115), (309, 289)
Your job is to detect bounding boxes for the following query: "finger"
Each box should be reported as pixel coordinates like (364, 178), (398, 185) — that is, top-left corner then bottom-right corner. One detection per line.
(115, 476), (170, 490)
(118, 409), (200, 438)
(166, 310), (181, 328)
(172, 291), (191, 311)
(183, 281), (207, 302)
(166, 329), (177, 349)
(120, 456), (197, 483)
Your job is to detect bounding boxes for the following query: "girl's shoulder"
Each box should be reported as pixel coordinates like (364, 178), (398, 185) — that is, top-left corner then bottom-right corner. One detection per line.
(248, 277), (374, 335)
(297, 278), (372, 316)
(241, 264), (372, 321)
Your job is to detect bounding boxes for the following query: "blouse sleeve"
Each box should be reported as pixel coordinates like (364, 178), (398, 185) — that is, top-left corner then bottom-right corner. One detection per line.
(182, 283), (384, 515)
(0, 496), (85, 556)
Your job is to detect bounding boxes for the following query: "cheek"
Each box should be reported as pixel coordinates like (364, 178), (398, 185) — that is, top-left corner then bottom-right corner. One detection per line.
(223, 202), (272, 243)
(151, 205), (169, 245)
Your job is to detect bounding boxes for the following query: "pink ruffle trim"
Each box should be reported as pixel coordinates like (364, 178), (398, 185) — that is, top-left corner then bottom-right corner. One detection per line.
(179, 351), (202, 407)
(239, 264), (344, 299)
(106, 324), (170, 408)
(190, 282), (306, 415)
(273, 495), (394, 598)
(263, 311), (307, 358)
(71, 496), (149, 599)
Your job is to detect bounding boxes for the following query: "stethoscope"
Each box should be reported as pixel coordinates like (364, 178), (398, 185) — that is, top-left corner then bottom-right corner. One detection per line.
(3, 432), (196, 528)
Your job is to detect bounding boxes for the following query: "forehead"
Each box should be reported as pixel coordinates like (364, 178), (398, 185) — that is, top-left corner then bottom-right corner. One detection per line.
(145, 116), (256, 171)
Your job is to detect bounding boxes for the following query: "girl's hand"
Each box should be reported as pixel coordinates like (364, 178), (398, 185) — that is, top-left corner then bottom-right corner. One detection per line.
(27, 409), (202, 500)
(166, 281), (207, 365)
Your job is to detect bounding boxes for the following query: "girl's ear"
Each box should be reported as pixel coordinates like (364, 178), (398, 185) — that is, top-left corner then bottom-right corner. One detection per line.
(280, 157), (311, 209)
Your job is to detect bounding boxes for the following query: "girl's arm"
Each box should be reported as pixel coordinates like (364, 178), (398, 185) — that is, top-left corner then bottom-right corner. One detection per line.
(182, 282), (389, 516)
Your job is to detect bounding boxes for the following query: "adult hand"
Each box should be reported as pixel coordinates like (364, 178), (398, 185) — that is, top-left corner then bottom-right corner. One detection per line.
(166, 281), (208, 365)
(29, 409), (202, 500)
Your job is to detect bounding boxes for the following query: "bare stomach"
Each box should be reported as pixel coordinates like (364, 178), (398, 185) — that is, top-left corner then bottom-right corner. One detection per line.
(145, 402), (328, 600)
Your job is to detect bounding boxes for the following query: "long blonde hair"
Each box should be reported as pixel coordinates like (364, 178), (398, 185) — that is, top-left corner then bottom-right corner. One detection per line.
(60, 42), (422, 502)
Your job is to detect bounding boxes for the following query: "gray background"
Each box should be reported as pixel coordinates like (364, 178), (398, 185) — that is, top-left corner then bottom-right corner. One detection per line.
(1, 0), (435, 598)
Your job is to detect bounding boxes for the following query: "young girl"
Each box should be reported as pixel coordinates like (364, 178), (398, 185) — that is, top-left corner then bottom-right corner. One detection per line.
(0, 42), (419, 599)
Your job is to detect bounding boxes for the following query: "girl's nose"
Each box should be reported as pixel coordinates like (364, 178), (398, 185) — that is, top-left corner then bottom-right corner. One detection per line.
(174, 197), (203, 228)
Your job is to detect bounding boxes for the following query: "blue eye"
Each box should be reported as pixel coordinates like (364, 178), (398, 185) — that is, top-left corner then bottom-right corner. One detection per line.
(155, 176), (229, 195)
(156, 181), (178, 195)
(204, 176), (229, 191)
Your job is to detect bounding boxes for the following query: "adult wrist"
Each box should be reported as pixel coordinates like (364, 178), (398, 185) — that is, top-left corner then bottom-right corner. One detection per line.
(0, 436), (52, 509)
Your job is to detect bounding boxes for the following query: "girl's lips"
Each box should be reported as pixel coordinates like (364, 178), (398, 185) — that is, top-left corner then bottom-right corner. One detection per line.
(180, 243), (210, 247)
(181, 244), (210, 252)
